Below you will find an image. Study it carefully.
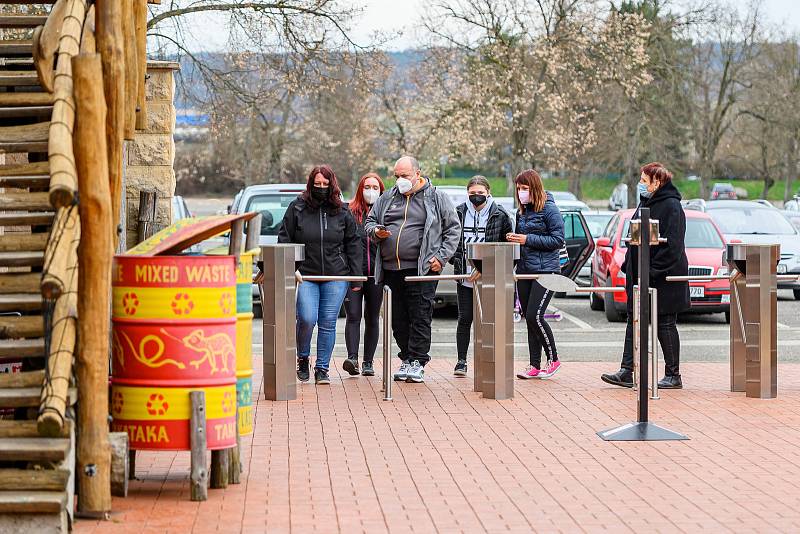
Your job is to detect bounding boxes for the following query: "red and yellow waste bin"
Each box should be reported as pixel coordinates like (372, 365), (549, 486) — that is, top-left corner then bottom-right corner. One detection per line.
(207, 247), (256, 436)
(110, 255), (237, 450)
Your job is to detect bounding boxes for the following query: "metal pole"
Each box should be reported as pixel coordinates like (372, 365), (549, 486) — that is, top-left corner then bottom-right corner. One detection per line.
(382, 286), (392, 401)
(650, 288), (659, 400)
(633, 285), (640, 391)
(638, 208), (650, 423)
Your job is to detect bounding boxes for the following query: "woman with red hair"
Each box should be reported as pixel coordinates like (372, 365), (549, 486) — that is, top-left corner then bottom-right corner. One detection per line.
(278, 165), (363, 385)
(602, 162), (689, 389)
(342, 172), (385, 376)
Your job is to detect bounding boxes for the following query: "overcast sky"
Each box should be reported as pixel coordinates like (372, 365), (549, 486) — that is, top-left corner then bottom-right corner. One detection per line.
(161, 0), (800, 53)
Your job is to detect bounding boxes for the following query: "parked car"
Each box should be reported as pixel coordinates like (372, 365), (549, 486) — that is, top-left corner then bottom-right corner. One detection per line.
(785, 195), (800, 211)
(609, 183), (628, 211)
(783, 210), (800, 232)
(590, 208), (731, 322)
(704, 200), (800, 299)
(710, 183), (737, 200)
(575, 211), (614, 287)
(551, 191), (578, 202)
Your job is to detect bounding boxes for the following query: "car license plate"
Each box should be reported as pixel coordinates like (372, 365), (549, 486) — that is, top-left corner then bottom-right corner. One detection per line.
(721, 294), (730, 304)
(778, 263), (788, 274)
(690, 286), (704, 299)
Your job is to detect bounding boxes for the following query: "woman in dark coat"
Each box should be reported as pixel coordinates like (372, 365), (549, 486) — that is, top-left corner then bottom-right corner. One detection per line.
(601, 162), (689, 389)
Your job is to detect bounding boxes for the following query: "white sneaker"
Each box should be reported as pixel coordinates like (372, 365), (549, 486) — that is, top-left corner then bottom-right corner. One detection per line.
(393, 362), (410, 381)
(406, 361), (425, 383)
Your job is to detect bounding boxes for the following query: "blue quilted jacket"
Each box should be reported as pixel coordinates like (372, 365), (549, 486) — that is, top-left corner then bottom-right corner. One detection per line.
(515, 192), (565, 274)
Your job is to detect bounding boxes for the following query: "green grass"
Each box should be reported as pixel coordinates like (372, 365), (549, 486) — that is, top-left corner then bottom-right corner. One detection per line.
(431, 177), (792, 201)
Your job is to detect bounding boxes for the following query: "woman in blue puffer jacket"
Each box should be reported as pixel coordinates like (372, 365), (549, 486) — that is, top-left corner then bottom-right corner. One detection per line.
(505, 169), (566, 380)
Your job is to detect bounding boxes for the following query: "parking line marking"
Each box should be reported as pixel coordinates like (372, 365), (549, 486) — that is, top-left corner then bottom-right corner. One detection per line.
(550, 307), (594, 330)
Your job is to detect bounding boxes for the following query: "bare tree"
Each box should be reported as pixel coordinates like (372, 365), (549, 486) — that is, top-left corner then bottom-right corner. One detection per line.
(688, 1), (762, 199)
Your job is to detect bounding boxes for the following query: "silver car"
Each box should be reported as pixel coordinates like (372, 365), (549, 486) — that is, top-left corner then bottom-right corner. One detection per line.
(704, 200), (800, 299)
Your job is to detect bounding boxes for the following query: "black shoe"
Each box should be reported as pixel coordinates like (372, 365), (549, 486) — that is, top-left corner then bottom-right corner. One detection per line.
(453, 360), (468, 377)
(658, 375), (683, 389)
(297, 358), (310, 382)
(361, 361), (374, 376)
(314, 368), (330, 385)
(601, 368), (634, 388)
(342, 357), (359, 376)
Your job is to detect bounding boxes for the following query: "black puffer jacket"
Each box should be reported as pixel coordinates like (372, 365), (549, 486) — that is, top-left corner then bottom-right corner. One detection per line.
(622, 181), (689, 314)
(354, 214), (379, 277)
(277, 197), (363, 282)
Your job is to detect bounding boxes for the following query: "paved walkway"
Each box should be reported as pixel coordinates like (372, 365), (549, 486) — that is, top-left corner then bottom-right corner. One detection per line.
(77, 359), (800, 533)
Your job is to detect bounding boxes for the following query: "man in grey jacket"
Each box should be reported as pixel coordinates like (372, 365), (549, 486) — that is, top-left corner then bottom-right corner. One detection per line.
(365, 156), (461, 383)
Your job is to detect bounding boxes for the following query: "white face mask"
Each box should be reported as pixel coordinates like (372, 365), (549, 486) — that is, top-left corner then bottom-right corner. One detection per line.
(518, 190), (531, 204)
(363, 189), (380, 205)
(396, 177), (413, 194)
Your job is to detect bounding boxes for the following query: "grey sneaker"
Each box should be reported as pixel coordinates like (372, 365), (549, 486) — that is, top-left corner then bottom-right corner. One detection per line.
(453, 360), (468, 377)
(406, 360), (425, 383)
(342, 357), (359, 376)
(393, 361), (410, 381)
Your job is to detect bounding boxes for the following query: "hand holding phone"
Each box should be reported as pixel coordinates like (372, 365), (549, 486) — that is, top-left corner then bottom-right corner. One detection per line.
(375, 225), (391, 239)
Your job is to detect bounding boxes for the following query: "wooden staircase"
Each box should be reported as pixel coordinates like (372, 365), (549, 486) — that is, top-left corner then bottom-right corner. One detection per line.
(1, 1), (78, 531)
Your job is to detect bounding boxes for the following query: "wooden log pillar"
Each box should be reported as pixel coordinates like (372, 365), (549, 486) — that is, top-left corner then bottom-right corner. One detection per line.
(134, 0), (148, 131)
(210, 449), (228, 489)
(109, 432), (129, 497)
(96, 0), (125, 249)
(37, 258), (78, 437)
(73, 53), (113, 518)
(190, 391), (208, 501)
(136, 190), (157, 243)
(122, 0), (138, 140)
(245, 213), (262, 252)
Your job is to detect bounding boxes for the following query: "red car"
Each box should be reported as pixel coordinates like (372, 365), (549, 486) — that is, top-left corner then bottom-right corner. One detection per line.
(590, 209), (730, 322)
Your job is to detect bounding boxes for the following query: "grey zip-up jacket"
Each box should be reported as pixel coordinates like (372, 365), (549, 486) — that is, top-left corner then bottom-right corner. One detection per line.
(365, 181), (461, 283)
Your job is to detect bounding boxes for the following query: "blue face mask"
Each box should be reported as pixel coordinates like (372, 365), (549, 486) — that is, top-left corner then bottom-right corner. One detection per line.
(638, 182), (652, 199)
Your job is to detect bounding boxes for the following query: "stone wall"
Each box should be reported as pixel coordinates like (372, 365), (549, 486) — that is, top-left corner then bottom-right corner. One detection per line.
(123, 61), (179, 249)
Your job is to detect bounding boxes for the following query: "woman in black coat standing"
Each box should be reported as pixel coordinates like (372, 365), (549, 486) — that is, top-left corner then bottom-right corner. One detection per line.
(601, 162), (689, 389)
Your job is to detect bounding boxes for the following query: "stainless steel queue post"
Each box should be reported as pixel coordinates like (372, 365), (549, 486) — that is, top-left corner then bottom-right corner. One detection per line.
(260, 244), (304, 401)
(727, 243), (779, 399)
(598, 208), (688, 441)
(468, 242), (518, 400)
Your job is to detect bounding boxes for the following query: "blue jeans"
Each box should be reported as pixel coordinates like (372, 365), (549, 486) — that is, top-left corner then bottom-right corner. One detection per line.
(296, 280), (349, 370)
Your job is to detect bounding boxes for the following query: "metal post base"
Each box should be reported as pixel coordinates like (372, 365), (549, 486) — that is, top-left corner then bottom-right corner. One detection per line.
(597, 422), (689, 441)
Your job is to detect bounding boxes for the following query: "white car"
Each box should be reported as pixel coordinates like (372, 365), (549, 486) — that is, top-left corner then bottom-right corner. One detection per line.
(704, 200), (800, 299)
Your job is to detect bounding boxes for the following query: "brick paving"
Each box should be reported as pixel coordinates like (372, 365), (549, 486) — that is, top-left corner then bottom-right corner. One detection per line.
(77, 358), (800, 534)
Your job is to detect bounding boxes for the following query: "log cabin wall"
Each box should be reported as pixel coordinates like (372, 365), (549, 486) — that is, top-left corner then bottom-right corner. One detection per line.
(123, 60), (179, 249)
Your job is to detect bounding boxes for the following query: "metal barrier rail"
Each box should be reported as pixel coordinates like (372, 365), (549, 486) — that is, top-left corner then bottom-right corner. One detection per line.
(665, 273), (800, 283)
(404, 274), (471, 282)
(381, 286), (392, 401)
(513, 273), (626, 294)
(650, 288), (659, 401)
(298, 275), (368, 283)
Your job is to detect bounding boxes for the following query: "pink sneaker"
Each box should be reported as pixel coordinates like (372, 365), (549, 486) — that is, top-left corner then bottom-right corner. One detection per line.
(540, 360), (562, 379)
(517, 365), (542, 379)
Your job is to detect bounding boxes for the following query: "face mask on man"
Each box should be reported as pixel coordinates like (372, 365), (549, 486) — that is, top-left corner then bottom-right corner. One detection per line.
(396, 177), (413, 194)
(311, 186), (329, 201)
(637, 182), (653, 199)
(363, 189), (380, 205)
(518, 190), (531, 205)
(469, 194), (487, 207)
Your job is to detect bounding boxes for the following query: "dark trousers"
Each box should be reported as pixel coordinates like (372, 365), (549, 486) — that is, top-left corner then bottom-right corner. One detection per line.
(517, 278), (558, 368)
(621, 312), (680, 376)
(456, 284), (473, 361)
(344, 278), (384, 363)
(383, 268), (437, 366)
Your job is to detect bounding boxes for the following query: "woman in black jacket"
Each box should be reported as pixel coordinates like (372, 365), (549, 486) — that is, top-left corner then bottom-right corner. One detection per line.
(277, 165), (363, 385)
(342, 172), (385, 377)
(451, 175), (513, 376)
(601, 162), (689, 389)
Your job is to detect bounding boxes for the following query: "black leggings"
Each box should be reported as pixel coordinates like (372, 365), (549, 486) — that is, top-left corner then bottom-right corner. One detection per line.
(517, 277), (557, 368)
(456, 284), (473, 361)
(344, 279), (383, 363)
(622, 312), (680, 376)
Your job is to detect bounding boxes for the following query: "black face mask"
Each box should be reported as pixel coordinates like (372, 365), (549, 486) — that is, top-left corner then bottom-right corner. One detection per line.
(469, 194), (487, 207)
(311, 186), (329, 202)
